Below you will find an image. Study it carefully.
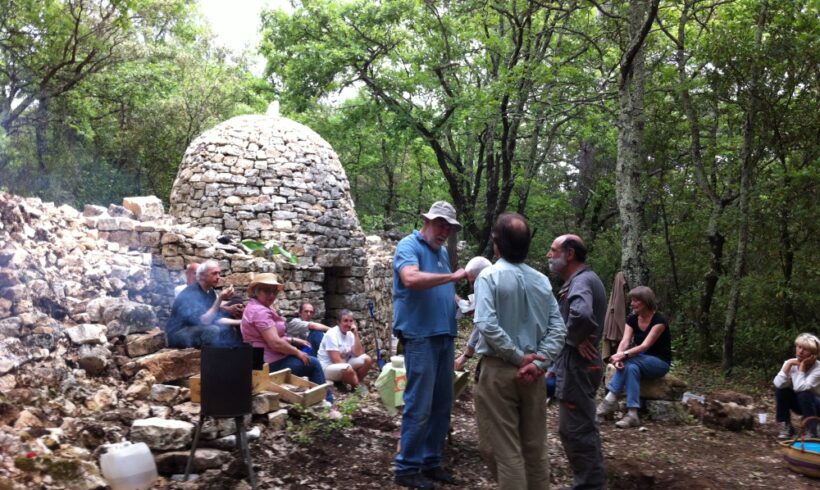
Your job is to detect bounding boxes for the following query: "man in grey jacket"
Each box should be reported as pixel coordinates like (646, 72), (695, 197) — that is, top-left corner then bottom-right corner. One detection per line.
(548, 234), (608, 489)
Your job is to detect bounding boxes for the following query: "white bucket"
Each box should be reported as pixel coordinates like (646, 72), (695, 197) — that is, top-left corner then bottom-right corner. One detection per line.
(758, 413), (767, 424)
(100, 442), (158, 490)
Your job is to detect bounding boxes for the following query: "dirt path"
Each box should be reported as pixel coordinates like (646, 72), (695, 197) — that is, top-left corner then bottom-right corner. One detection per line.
(163, 386), (817, 489)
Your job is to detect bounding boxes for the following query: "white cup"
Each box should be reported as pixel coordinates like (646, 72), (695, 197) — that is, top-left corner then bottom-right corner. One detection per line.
(758, 413), (767, 424)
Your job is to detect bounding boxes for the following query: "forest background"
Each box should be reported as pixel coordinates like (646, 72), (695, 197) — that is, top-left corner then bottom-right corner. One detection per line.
(1, 0), (817, 377)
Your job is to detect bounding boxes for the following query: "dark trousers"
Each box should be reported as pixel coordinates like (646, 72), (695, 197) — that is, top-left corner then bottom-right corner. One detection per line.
(775, 387), (820, 431)
(556, 348), (607, 489)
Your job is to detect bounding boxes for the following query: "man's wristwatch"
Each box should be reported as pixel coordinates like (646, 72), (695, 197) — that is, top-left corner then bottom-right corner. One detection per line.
(623, 351), (629, 359)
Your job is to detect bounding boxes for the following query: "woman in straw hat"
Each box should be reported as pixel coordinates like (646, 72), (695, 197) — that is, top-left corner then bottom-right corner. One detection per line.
(241, 273), (332, 402)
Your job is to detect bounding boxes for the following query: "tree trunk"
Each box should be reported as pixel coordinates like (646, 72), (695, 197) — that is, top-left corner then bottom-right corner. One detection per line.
(35, 97), (50, 171)
(615, 0), (658, 288)
(723, 0), (768, 372)
(699, 207), (726, 345)
(665, 1), (729, 352)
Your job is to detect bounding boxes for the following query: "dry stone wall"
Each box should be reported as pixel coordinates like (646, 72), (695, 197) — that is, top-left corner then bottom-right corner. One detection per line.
(0, 191), (398, 488)
(169, 107), (368, 321)
(362, 236), (396, 358)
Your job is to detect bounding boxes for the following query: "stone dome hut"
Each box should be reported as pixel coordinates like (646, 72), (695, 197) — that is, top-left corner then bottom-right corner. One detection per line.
(169, 104), (368, 321)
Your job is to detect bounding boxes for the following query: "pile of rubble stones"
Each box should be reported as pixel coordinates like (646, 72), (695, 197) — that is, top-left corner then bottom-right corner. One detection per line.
(0, 192), (330, 489)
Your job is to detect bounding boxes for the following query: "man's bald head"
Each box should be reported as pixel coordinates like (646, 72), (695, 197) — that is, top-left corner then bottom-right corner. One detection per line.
(491, 212), (531, 263)
(548, 233), (588, 279)
(557, 234), (587, 263)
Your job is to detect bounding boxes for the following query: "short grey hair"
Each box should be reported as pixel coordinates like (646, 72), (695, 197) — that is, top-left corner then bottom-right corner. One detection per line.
(339, 309), (353, 320)
(196, 260), (220, 281)
(465, 256), (492, 278)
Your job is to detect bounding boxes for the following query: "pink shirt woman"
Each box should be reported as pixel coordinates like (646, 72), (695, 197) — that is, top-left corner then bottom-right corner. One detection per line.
(241, 297), (289, 364)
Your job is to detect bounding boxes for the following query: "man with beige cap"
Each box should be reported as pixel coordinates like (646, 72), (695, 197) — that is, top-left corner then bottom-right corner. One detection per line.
(392, 201), (467, 489)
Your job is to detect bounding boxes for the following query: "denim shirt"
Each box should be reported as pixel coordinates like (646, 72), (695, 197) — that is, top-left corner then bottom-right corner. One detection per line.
(474, 258), (566, 371)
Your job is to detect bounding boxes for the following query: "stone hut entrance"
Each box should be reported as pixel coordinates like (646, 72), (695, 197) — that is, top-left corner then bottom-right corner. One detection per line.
(168, 103), (369, 320)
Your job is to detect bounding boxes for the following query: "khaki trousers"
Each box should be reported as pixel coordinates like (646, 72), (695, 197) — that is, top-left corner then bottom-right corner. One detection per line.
(475, 356), (549, 490)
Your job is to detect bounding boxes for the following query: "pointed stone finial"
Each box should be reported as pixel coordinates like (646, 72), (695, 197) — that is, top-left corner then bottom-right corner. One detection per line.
(266, 101), (280, 117)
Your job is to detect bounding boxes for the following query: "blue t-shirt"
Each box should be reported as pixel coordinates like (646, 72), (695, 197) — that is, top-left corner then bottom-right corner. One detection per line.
(392, 230), (457, 338)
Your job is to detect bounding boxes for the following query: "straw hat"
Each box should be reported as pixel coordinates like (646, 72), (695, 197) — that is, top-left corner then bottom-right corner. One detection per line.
(247, 273), (285, 296)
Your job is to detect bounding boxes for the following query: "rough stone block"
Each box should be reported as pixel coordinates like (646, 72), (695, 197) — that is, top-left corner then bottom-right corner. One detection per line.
(267, 409), (288, 430)
(130, 417), (194, 450)
(154, 448), (230, 475)
(126, 329), (166, 357)
(65, 324), (107, 345)
(77, 344), (111, 375)
(252, 391), (281, 415)
(640, 375), (688, 401)
(131, 349), (200, 383)
(123, 196), (165, 221)
(645, 400), (689, 424)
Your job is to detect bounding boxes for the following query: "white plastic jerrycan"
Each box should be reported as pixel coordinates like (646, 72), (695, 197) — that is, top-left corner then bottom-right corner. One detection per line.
(100, 441), (158, 490)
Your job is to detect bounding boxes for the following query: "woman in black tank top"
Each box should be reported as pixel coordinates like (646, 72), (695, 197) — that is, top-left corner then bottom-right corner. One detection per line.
(595, 286), (672, 428)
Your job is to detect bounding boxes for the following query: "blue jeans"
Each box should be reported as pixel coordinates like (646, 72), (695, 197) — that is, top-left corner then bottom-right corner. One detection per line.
(167, 324), (242, 349)
(269, 355), (333, 403)
(608, 354), (670, 408)
(395, 335), (454, 475)
(307, 330), (325, 354)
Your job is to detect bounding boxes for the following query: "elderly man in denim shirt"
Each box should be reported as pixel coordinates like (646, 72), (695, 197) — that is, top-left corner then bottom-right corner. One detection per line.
(392, 201), (467, 489)
(473, 213), (566, 490)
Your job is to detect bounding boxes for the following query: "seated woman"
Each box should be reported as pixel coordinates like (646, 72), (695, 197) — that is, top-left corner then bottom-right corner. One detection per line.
(773, 332), (820, 439)
(596, 286), (672, 428)
(240, 273), (332, 402)
(317, 309), (373, 393)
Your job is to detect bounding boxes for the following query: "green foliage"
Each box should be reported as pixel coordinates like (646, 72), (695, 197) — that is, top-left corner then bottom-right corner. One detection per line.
(286, 394), (362, 445)
(241, 240), (299, 264)
(0, 0), (270, 206)
(261, 0), (819, 371)
(260, 0), (606, 251)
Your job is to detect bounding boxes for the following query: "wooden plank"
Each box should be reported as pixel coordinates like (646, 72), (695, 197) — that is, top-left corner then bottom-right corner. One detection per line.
(190, 376), (201, 403)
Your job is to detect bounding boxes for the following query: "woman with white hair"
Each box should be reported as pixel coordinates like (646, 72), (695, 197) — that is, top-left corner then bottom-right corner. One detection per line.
(774, 332), (820, 439)
(454, 256), (493, 371)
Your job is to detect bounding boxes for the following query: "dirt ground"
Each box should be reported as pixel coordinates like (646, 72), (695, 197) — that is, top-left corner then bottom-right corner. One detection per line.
(162, 381), (818, 490)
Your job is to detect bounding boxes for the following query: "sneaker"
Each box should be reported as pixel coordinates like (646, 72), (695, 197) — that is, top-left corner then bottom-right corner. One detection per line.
(615, 413), (640, 428)
(778, 423), (795, 440)
(596, 398), (617, 417)
(422, 466), (456, 484)
(394, 473), (434, 489)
